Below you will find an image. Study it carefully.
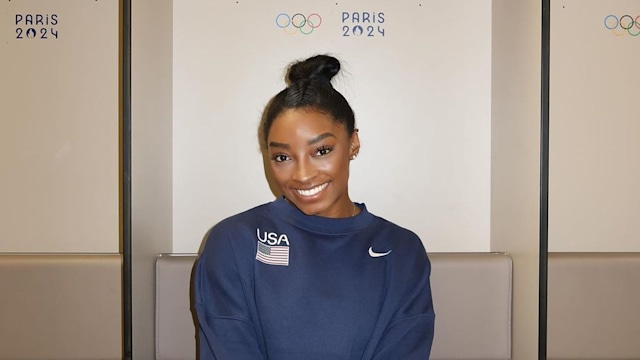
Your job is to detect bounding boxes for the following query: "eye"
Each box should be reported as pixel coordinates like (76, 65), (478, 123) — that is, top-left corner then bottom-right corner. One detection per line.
(315, 145), (332, 157)
(271, 154), (290, 163)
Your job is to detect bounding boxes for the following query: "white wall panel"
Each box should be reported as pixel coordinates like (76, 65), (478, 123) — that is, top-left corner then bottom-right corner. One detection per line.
(0, 0), (119, 252)
(549, 0), (640, 251)
(173, 0), (492, 253)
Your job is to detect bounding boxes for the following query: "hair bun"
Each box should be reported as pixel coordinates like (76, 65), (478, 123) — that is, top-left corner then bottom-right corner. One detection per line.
(286, 55), (340, 84)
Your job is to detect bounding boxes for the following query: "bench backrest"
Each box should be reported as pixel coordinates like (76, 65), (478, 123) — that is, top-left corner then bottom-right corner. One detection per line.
(0, 254), (122, 360)
(547, 252), (640, 360)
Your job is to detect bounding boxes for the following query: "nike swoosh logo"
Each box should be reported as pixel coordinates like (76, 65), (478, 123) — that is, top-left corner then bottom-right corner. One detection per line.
(369, 247), (392, 258)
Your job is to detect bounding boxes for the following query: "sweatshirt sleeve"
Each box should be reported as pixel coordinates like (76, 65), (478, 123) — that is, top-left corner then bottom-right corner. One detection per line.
(370, 239), (436, 360)
(193, 226), (266, 360)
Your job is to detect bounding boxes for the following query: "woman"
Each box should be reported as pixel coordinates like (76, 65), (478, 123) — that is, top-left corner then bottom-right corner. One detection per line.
(194, 54), (435, 360)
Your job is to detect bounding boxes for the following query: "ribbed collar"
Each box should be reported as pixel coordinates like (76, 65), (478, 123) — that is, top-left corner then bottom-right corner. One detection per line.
(268, 196), (375, 235)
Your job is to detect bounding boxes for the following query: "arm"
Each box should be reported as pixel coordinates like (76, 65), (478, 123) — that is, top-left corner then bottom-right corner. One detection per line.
(371, 242), (436, 360)
(193, 227), (266, 360)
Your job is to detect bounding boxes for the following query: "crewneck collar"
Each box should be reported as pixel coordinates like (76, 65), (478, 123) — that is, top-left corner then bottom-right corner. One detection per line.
(269, 196), (374, 234)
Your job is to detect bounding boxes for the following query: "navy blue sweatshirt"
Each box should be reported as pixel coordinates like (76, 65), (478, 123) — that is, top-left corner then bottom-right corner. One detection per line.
(194, 197), (435, 360)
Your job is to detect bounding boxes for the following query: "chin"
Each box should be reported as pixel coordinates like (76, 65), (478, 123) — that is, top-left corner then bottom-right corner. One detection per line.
(285, 196), (327, 216)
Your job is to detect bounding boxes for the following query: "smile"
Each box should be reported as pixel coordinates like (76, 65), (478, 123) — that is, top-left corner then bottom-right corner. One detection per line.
(296, 183), (329, 197)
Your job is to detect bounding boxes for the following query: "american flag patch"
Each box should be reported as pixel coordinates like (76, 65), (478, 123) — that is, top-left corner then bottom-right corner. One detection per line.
(256, 242), (289, 266)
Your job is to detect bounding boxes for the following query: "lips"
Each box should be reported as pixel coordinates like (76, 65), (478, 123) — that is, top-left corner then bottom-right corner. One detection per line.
(295, 183), (329, 197)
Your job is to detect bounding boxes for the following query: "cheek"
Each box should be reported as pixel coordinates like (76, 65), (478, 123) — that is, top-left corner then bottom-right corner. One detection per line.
(318, 156), (349, 177)
(269, 163), (291, 184)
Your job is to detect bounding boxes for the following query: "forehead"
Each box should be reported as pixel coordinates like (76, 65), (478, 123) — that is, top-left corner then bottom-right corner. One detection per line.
(268, 108), (347, 141)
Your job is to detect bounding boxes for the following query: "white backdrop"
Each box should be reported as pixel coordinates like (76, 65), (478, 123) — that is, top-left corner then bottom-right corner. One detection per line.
(549, 0), (640, 251)
(173, 0), (492, 253)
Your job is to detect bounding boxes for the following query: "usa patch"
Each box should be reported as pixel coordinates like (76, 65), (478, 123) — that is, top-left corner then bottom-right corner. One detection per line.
(256, 241), (289, 266)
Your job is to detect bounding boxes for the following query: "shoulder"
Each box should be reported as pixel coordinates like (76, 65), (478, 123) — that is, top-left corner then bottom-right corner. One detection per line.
(365, 214), (432, 302)
(207, 202), (271, 235)
(366, 212), (430, 267)
(369, 214), (424, 249)
(200, 202), (273, 257)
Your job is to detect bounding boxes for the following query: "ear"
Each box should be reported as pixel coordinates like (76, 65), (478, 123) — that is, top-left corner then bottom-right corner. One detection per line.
(349, 129), (361, 160)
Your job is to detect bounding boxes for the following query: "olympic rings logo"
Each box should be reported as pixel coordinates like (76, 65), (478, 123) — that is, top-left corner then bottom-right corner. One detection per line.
(604, 15), (640, 36)
(276, 13), (322, 35)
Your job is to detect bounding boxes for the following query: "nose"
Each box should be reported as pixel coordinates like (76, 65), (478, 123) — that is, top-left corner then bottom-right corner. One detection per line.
(292, 158), (316, 183)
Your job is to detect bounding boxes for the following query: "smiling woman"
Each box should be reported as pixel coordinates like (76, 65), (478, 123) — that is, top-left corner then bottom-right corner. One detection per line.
(267, 108), (358, 218)
(193, 54), (435, 360)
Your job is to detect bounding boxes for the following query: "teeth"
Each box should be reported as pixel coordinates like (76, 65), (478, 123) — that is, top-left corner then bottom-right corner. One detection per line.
(296, 183), (328, 197)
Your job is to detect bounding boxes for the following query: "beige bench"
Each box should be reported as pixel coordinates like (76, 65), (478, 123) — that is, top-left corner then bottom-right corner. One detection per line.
(3, 252), (638, 359)
(0, 254), (122, 360)
(547, 252), (640, 360)
(155, 252), (513, 360)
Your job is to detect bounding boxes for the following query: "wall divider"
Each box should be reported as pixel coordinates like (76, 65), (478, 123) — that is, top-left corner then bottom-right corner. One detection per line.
(121, 0), (133, 358)
(539, 0), (551, 359)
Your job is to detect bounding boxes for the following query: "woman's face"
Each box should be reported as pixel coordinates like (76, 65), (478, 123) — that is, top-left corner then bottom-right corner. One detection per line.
(267, 108), (360, 218)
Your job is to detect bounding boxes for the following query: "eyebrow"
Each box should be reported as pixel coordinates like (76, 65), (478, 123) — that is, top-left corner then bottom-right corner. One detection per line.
(268, 141), (290, 149)
(308, 133), (336, 145)
(268, 133), (337, 149)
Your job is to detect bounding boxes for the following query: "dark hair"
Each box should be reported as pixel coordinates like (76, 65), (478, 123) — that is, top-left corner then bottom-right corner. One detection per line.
(260, 55), (356, 150)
